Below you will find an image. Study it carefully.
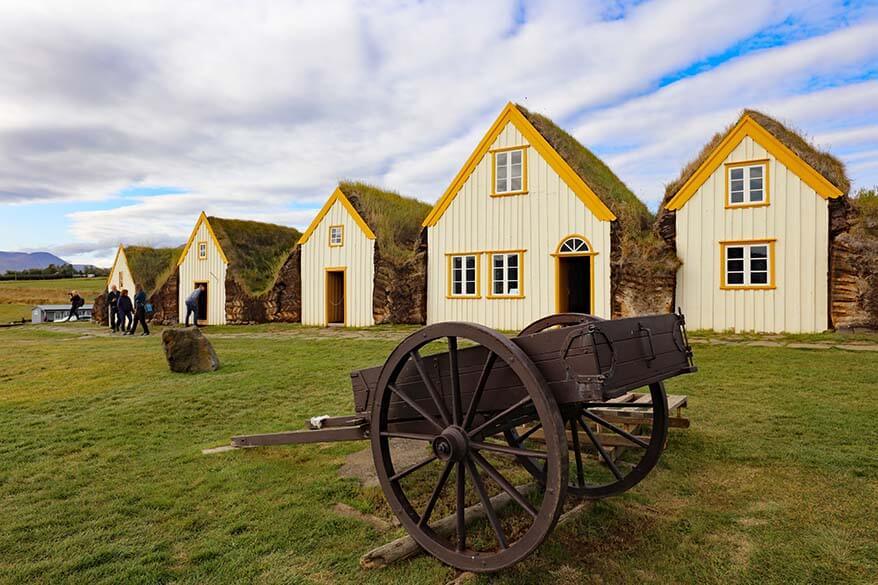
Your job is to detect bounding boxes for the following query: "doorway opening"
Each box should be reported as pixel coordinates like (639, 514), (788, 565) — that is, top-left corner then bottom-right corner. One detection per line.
(325, 269), (345, 326)
(195, 281), (209, 322)
(555, 236), (594, 315)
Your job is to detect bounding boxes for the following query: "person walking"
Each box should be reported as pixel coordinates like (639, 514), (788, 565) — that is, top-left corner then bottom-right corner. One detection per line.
(117, 289), (134, 334)
(129, 285), (150, 336)
(107, 285), (121, 332)
(184, 284), (205, 327)
(63, 290), (84, 322)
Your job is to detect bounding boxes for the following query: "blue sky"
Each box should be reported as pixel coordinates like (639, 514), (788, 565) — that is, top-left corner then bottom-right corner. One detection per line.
(1, 0), (876, 266)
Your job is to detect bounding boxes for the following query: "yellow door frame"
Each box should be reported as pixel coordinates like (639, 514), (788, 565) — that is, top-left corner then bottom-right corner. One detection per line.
(324, 267), (347, 326)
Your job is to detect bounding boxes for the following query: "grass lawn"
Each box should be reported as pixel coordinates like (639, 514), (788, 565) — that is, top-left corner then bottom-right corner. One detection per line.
(0, 303), (31, 323)
(0, 323), (876, 584)
(0, 277), (105, 306)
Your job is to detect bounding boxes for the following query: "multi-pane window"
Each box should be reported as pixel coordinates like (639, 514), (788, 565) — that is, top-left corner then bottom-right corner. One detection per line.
(450, 254), (478, 297)
(558, 237), (589, 254)
(118, 272), (124, 287)
(329, 225), (343, 247)
(723, 242), (773, 288)
(728, 163), (766, 206)
(198, 242), (207, 259)
(491, 253), (522, 296)
(494, 149), (524, 194)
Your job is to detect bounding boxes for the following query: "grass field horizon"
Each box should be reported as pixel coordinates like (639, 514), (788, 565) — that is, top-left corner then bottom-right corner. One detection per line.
(0, 277), (105, 322)
(0, 322), (876, 584)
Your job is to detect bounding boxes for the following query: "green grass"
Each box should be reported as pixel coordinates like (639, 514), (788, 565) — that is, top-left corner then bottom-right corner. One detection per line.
(0, 303), (31, 323)
(0, 324), (876, 584)
(0, 277), (105, 315)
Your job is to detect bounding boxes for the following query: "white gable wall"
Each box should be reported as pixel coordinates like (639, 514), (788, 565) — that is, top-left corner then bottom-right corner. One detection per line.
(301, 198), (375, 327)
(106, 250), (133, 292)
(427, 121), (612, 331)
(674, 136), (829, 333)
(177, 220), (228, 325)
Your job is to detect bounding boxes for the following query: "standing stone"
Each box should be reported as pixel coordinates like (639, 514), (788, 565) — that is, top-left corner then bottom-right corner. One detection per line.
(161, 327), (220, 373)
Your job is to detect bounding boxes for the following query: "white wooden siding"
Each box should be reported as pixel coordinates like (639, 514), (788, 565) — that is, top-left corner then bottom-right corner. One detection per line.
(106, 251), (133, 292)
(675, 136), (829, 333)
(301, 199), (375, 327)
(427, 121), (612, 331)
(177, 220), (228, 325)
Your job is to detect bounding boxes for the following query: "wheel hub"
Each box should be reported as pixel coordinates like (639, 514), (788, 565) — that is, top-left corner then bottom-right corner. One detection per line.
(432, 426), (469, 462)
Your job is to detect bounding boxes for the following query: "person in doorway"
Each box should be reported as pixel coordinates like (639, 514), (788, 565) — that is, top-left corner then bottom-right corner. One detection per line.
(63, 290), (84, 322)
(107, 285), (120, 332)
(129, 284), (150, 336)
(185, 283), (205, 327)
(117, 289), (133, 334)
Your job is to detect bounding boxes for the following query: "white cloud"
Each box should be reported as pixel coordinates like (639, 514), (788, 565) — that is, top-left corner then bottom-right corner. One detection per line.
(0, 0), (874, 260)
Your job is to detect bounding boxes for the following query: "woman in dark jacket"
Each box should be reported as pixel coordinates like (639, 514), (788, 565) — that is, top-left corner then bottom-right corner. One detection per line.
(117, 289), (134, 334)
(129, 285), (150, 336)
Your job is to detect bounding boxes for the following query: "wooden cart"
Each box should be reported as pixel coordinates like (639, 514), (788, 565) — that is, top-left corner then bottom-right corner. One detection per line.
(231, 312), (696, 572)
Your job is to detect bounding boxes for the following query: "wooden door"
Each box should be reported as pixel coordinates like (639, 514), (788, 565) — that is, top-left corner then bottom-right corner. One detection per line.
(325, 270), (345, 325)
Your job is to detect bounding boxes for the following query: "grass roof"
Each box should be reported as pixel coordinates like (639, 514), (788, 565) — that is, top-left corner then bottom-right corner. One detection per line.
(125, 245), (182, 296)
(338, 181), (430, 261)
(516, 104), (654, 232)
(663, 109), (850, 204)
(208, 217), (301, 297)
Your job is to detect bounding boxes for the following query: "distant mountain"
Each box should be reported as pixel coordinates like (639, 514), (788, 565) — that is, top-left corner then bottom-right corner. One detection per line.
(0, 251), (69, 274)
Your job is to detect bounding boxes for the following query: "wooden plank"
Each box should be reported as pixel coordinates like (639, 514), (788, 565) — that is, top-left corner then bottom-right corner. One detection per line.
(231, 425), (367, 447)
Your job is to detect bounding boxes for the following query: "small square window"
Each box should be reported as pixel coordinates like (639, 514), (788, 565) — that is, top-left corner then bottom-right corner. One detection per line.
(727, 163), (768, 207)
(723, 242), (774, 288)
(489, 252), (523, 297)
(494, 148), (526, 195)
(450, 254), (478, 297)
(329, 225), (344, 247)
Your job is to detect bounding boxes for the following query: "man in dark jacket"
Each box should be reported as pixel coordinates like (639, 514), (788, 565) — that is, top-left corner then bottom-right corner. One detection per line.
(129, 285), (150, 336)
(107, 285), (120, 332)
(117, 289), (134, 334)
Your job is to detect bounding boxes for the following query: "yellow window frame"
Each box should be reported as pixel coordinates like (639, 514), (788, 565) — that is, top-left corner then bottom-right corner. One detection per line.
(719, 239), (777, 290)
(490, 145), (529, 197)
(725, 159), (770, 209)
(446, 253), (481, 299)
(328, 225), (344, 247)
(486, 250), (525, 299)
(197, 241), (208, 260)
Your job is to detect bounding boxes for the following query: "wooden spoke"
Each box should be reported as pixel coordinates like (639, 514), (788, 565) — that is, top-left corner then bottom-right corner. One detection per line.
(380, 431), (436, 442)
(411, 350), (452, 427)
(462, 352), (498, 430)
(471, 441), (548, 460)
(419, 460), (454, 528)
(569, 418), (584, 488)
(578, 416), (623, 481)
(448, 337), (462, 426)
(465, 458), (507, 549)
(468, 396), (533, 439)
(471, 451), (538, 518)
(509, 421), (542, 446)
(581, 409), (650, 449)
(456, 461), (466, 551)
(390, 455), (438, 482)
(389, 384), (445, 433)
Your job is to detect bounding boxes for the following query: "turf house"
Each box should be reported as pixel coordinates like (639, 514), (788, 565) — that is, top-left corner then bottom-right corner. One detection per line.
(174, 212), (302, 325)
(422, 102), (676, 331)
(93, 244), (182, 325)
(657, 109), (862, 333)
(298, 181), (430, 327)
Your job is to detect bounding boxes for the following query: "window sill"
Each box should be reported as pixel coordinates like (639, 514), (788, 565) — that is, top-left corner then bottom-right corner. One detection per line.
(486, 294), (525, 299)
(720, 285), (777, 291)
(446, 295), (482, 300)
(724, 201), (770, 209)
(490, 190), (528, 198)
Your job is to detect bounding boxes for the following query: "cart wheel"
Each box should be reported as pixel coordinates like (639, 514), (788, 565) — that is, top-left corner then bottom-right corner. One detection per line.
(510, 315), (669, 499)
(508, 382), (669, 499)
(517, 312), (605, 336)
(371, 322), (567, 573)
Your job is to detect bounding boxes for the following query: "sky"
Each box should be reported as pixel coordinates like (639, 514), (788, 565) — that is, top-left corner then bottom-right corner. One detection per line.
(1, 0), (876, 267)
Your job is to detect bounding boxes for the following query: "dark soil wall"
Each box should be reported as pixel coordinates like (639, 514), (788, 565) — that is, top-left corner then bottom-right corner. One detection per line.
(372, 237), (427, 325)
(830, 198), (878, 329)
(611, 222), (679, 318)
(149, 267), (179, 325)
(224, 248), (301, 324)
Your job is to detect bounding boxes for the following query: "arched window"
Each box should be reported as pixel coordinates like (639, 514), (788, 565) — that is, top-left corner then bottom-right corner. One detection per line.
(558, 236), (590, 254)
